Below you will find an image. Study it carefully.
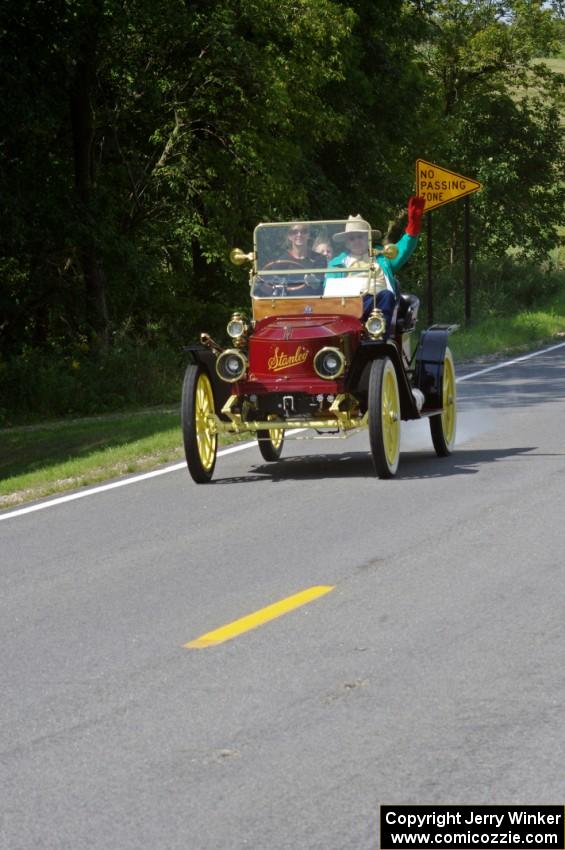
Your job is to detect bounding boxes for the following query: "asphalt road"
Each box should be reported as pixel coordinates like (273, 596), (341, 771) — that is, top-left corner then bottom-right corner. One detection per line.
(2, 344), (565, 850)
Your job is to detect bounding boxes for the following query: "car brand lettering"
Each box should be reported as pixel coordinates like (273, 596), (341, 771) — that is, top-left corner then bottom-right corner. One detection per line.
(267, 345), (309, 372)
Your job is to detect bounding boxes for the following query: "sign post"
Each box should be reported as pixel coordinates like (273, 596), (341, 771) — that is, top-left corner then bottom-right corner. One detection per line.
(464, 196), (471, 323)
(426, 211), (433, 325)
(416, 159), (482, 324)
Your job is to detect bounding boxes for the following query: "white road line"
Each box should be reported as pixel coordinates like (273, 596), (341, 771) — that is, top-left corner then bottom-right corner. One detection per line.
(0, 463), (187, 521)
(2, 340), (564, 522)
(0, 430), (306, 521)
(456, 340), (565, 382)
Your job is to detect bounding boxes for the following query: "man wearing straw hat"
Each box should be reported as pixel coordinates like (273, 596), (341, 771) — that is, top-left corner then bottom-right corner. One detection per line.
(328, 195), (425, 335)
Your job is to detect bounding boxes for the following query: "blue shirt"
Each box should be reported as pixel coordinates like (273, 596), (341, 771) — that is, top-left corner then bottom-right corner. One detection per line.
(327, 232), (418, 295)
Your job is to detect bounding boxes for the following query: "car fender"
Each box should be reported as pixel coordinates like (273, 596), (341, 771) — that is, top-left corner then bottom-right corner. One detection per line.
(347, 340), (419, 419)
(414, 325), (457, 409)
(184, 346), (232, 417)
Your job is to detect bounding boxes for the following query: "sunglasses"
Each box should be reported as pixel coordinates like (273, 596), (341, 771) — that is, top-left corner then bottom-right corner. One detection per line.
(289, 228), (308, 235)
(346, 233), (366, 241)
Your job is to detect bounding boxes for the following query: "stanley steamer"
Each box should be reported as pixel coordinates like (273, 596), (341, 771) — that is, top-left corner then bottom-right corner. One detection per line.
(181, 219), (457, 482)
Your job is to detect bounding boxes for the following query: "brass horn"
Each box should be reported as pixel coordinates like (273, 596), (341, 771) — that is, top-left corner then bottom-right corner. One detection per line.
(230, 248), (254, 266)
(382, 243), (399, 260)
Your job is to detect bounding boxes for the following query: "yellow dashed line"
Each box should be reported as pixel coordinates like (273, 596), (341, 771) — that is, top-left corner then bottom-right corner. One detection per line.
(185, 585), (335, 648)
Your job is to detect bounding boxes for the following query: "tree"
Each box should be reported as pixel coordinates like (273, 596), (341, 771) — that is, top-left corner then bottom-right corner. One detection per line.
(309, 0), (435, 224)
(416, 0), (565, 263)
(0, 0), (355, 354)
(1, 0), (563, 368)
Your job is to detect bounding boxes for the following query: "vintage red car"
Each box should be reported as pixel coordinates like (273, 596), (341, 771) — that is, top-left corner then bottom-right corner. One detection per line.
(181, 219), (457, 482)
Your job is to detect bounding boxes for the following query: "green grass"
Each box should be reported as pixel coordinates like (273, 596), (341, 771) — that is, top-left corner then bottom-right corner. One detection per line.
(0, 408), (184, 509)
(449, 303), (565, 361)
(540, 56), (565, 73)
(523, 55), (565, 125)
(0, 405), (252, 509)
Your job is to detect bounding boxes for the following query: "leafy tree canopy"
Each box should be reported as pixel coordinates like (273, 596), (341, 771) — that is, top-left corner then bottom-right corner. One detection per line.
(0, 0), (563, 357)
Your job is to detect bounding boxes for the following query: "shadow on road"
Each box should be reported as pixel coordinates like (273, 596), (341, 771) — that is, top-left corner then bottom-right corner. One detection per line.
(213, 446), (547, 484)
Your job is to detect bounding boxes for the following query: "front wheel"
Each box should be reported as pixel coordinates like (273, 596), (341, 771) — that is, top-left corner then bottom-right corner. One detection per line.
(257, 426), (285, 462)
(430, 347), (457, 456)
(368, 357), (401, 478)
(181, 364), (218, 483)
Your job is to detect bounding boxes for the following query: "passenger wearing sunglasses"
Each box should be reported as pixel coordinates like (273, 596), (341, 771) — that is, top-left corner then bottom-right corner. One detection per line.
(327, 197), (425, 335)
(271, 224), (326, 293)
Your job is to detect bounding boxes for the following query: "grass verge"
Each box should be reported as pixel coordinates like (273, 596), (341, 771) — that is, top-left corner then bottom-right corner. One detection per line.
(2, 298), (565, 509)
(0, 408), (249, 510)
(449, 303), (565, 361)
(0, 408), (185, 509)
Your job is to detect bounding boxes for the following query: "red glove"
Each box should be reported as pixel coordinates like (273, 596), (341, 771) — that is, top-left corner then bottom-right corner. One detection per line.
(406, 195), (425, 237)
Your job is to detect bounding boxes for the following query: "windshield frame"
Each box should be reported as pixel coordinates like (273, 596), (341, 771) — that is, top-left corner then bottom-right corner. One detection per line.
(252, 219), (373, 284)
(249, 220), (376, 320)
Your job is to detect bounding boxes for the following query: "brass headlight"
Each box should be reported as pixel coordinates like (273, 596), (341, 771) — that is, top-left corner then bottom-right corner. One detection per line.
(216, 349), (248, 383)
(227, 312), (248, 342)
(365, 309), (386, 340)
(313, 347), (346, 380)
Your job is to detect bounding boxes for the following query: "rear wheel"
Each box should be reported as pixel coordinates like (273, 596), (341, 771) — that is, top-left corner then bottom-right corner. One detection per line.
(430, 347), (457, 456)
(181, 364), (218, 483)
(257, 423), (285, 462)
(368, 357), (401, 478)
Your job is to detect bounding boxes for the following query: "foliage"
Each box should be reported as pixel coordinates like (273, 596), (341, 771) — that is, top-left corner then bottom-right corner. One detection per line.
(412, 255), (565, 327)
(0, 342), (183, 425)
(416, 0), (565, 264)
(1, 0), (564, 421)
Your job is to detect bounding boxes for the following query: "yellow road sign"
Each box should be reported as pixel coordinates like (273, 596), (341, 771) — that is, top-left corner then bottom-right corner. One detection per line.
(416, 159), (482, 212)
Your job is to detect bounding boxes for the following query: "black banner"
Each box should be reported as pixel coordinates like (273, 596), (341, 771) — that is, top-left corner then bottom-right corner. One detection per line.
(381, 805), (565, 850)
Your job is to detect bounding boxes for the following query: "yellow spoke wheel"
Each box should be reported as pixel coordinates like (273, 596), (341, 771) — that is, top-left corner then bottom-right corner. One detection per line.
(368, 357), (401, 478)
(181, 365), (218, 483)
(430, 347), (457, 456)
(257, 418), (285, 462)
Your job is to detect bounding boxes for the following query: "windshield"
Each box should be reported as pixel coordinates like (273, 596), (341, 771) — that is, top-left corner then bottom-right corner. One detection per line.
(252, 220), (373, 299)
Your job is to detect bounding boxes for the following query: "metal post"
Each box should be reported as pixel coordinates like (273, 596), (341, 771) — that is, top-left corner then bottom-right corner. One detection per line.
(464, 196), (471, 324)
(426, 211), (433, 325)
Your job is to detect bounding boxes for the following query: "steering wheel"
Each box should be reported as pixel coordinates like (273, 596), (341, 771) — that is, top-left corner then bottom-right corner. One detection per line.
(254, 257), (301, 298)
(263, 259), (303, 271)
(255, 258), (308, 296)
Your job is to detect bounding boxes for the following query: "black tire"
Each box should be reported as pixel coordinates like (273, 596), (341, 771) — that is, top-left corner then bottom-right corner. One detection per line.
(430, 347), (457, 457)
(181, 364), (218, 483)
(368, 357), (401, 478)
(257, 428), (285, 462)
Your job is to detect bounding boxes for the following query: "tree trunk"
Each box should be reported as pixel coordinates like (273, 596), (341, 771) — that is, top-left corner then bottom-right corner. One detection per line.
(70, 12), (109, 350)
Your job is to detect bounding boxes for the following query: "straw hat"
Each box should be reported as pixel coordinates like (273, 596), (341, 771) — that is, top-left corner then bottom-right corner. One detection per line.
(332, 214), (370, 243)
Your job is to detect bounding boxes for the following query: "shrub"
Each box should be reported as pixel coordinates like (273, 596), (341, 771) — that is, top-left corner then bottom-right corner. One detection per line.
(0, 343), (184, 426)
(412, 256), (565, 325)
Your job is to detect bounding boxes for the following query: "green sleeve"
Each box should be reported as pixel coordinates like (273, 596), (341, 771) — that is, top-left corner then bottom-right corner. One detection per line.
(389, 233), (419, 271)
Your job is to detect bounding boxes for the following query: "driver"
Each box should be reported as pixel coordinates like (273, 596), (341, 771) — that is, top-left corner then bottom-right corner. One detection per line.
(283, 225), (320, 267)
(255, 222), (327, 295)
(280, 223), (327, 295)
(327, 196), (425, 335)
